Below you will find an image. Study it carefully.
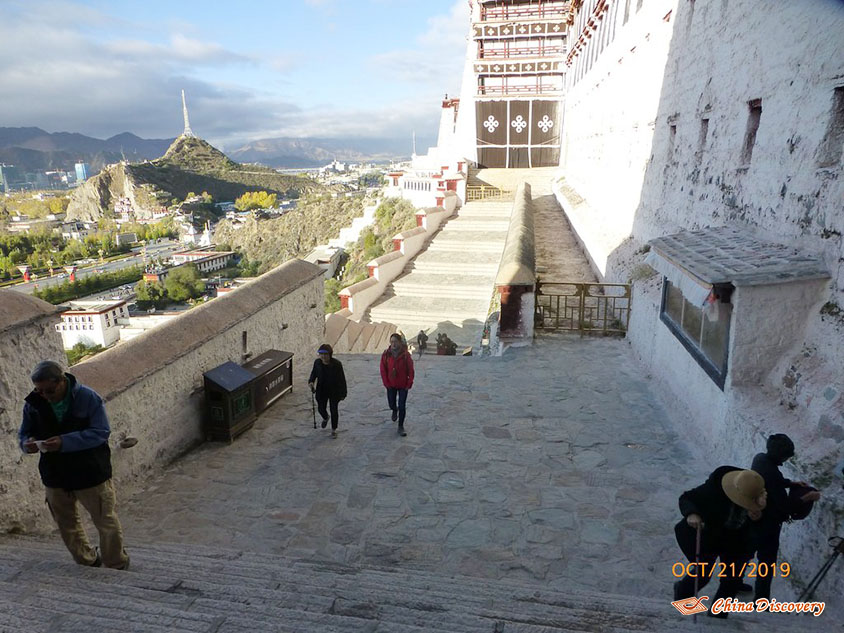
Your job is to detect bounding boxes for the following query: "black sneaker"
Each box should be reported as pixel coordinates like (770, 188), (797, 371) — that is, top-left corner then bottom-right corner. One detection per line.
(331, 430), (338, 439)
(398, 425), (407, 437)
(87, 553), (102, 567)
(321, 417), (328, 429)
(391, 410), (398, 422)
(115, 556), (130, 571)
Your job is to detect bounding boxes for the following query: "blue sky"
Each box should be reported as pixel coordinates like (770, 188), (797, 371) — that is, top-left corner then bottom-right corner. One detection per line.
(0, 0), (469, 149)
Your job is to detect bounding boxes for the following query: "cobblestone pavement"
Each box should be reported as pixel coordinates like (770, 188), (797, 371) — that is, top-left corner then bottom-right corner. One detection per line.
(119, 334), (713, 599)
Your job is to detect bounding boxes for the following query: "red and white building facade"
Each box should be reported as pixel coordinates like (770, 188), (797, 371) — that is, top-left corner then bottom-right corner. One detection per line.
(457, 0), (570, 168)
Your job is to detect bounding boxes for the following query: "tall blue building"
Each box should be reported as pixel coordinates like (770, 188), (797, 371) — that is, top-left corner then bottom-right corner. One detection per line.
(74, 162), (91, 182)
(0, 164), (22, 192)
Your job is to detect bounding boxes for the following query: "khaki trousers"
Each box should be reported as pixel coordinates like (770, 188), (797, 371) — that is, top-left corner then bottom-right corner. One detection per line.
(45, 479), (129, 569)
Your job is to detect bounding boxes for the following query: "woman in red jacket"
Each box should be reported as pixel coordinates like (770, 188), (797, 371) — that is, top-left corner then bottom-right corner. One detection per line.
(380, 333), (414, 436)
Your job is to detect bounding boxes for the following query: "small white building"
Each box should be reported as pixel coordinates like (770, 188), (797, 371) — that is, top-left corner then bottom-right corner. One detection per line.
(170, 249), (234, 274)
(55, 300), (128, 349)
(304, 245), (344, 279)
(115, 232), (138, 246)
(61, 222), (91, 241)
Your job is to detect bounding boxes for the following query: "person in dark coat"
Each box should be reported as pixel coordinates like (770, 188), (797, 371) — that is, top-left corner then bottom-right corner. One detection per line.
(674, 466), (767, 616)
(307, 343), (347, 438)
(380, 333), (414, 436)
(750, 434), (821, 600)
(18, 360), (130, 569)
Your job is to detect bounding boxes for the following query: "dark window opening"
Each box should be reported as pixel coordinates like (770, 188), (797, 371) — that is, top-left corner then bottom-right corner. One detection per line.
(817, 87), (844, 168)
(698, 118), (709, 151)
(660, 279), (733, 389)
(668, 123), (677, 160)
(741, 99), (762, 165)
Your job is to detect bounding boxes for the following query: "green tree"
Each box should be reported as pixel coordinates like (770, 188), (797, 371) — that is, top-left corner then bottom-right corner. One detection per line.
(134, 279), (167, 309)
(324, 278), (342, 313)
(234, 191), (277, 211)
(66, 342), (104, 366)
(237, 256), (261, 277)
(163, 264), (205, 302)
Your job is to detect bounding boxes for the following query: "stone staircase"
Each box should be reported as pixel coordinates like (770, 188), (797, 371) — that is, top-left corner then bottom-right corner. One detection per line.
(0, 537), (825, 633)
(364, 199), (514, 349)
(325, 310), (397, 354)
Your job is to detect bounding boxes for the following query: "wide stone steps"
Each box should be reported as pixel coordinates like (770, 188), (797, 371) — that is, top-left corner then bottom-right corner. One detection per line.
(357, 198), (514, 349)
(440, 220), (510, 232)
(454, 201), (513, 216)
(368, 296), (488, 324)
(386, 275), (493, 300)
(406, 260), (500, 275)
(325, 313), (397, 354)
(0, 538), (822, 633)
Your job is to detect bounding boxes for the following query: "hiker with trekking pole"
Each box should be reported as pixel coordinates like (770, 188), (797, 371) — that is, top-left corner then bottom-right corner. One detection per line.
(307, 344), (347, 439)
(673, 466), (767, 619)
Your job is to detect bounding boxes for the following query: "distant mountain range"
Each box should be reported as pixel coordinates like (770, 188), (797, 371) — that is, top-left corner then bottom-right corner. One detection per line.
(226, 136), (430, 168)
(0, 127), (432, 172)
(0, 127), (175, 172)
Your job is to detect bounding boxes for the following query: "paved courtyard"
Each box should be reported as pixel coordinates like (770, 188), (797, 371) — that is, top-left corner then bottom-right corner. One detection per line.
(119, 334), (709, 599)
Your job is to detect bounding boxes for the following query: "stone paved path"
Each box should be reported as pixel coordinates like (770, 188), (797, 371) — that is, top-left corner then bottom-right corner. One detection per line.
(116, 334), (707, 600)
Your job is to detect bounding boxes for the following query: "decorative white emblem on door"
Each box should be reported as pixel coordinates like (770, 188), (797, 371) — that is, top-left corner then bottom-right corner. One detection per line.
(483, 116), (500, 132)
(511, 115), (527, 133)
(538, 115), (554, 133)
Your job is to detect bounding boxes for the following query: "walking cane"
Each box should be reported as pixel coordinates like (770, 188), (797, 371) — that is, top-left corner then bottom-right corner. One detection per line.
(310, 385), (316, 429)
(693, 524), (702, 624)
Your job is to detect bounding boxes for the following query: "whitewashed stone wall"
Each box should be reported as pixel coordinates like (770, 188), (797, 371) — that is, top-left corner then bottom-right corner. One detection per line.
(1, 260), (324, 533)
(560, 0), (844, 601)
(0, 295), (66, 533)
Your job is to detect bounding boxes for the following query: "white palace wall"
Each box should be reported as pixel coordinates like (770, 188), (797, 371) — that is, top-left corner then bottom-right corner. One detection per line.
(559, 0), (844, 601)
(0, 259), (324, 533)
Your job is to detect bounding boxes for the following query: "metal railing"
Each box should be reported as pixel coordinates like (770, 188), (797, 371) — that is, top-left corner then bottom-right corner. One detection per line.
(535, 280), (631, 336)
(466, 185), (514, 201)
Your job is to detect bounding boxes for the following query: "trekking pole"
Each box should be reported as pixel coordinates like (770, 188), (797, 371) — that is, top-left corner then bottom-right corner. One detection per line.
(693, 524), (702, 624)
(798, 536), (843, 602)
(310, 386), (316, 429)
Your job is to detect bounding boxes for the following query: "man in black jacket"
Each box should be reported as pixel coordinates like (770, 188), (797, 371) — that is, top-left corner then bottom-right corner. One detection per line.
(18, 361), (130, 569)
(674, 466), (767, 615)
(307, 344), (347, 438)
(750, 434), (821, 600)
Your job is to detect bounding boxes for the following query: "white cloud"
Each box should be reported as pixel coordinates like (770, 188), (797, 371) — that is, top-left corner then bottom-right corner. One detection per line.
(0, 0), (465, 148)
(368, 0), (469, 94)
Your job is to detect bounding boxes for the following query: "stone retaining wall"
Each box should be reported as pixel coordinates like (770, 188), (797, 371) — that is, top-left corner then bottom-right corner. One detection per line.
(1, 260), (324, 533)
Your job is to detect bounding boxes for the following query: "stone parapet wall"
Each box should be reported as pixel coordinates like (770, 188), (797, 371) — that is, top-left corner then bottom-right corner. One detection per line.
(495, 182), (536, 345)
(0, 292), (67, 533)
(1, 260), (324, 533)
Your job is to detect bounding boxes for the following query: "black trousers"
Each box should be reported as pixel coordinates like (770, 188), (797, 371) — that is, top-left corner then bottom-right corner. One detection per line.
(674, 521), (750, 601)
(316, 394), (340, 430)
(752, 521), (782, 600)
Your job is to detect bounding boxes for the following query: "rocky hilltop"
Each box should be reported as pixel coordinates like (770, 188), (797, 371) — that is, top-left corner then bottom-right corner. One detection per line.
(66, 135), (321, 221)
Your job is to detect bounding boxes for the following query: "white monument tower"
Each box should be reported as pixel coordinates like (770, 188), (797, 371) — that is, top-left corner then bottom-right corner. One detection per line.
(181, 90), (195, 138)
